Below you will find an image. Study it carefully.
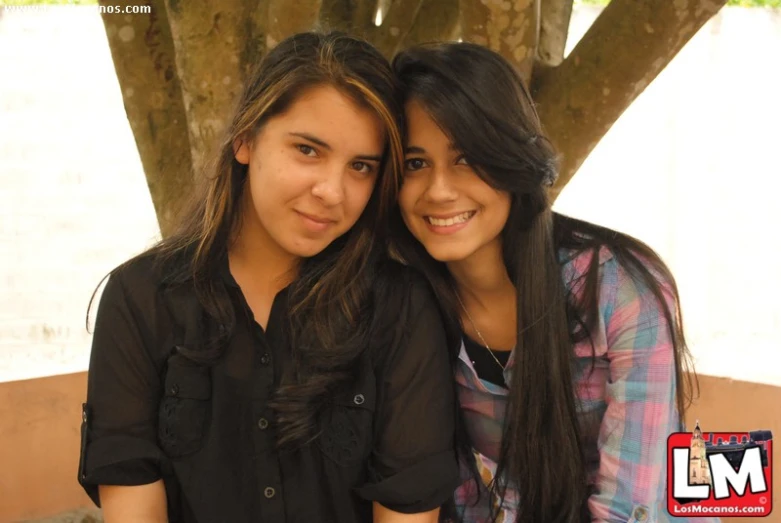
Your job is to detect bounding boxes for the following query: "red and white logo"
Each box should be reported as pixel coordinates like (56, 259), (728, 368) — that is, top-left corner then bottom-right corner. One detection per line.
(667, 421), (773, 518)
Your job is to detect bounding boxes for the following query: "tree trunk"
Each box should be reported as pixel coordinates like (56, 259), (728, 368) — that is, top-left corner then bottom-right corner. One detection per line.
(98, 0), (191, 237)
(459, 0), (539, 80)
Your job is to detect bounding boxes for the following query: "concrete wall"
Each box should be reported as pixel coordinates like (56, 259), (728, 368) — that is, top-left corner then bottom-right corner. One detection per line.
(0, 373), (777, 522)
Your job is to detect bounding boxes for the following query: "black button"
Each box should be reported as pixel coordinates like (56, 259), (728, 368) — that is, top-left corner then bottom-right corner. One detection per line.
(82, 411), (87, 423)
(264, 486), (275, 498)
(170, 384), (180, 396)
(260, 353), (271, 366)
(353, 394), (365, 405)
(258, 418), (269, 430)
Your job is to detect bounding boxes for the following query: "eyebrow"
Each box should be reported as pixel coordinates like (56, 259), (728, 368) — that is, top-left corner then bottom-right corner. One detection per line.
(405, 146), (426, 154)
(405, 144), (459, 155)
(290, 132), (382, 162)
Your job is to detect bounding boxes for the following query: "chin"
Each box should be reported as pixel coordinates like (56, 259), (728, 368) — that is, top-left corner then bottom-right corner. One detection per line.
(422, 244), (472, 263)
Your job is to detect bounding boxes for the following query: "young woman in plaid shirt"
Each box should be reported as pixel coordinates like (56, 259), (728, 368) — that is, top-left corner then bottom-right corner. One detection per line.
(390, 43), (717, 523)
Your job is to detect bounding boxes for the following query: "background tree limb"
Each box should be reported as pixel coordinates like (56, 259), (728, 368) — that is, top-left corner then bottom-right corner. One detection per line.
(533, 0), (728, 201)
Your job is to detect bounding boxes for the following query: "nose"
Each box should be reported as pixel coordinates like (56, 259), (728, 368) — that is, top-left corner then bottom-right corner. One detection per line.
(311, 165), (345, 206)
(423, 167), (458, 203)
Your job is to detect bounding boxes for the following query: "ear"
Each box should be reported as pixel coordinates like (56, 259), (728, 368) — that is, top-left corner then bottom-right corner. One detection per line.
(233, 136), (251, 165)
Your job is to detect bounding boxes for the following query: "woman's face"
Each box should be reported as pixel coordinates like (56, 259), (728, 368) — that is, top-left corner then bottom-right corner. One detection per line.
(235, 84), (385, 259)
(398, 100), (511, 264)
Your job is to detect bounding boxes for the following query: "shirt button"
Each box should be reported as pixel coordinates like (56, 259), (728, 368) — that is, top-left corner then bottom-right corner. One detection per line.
(258, 417), (269, 430)
(260, 353), (271, 366)
(264, 487), (276, 499)
(632, 506), (648, 521)
(353, 394), (365, 405)
(169, 384), (180, 396)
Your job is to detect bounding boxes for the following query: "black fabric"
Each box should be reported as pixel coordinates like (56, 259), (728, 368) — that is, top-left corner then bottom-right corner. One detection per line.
(78, 253), (460, 523)
(462, 334), (510, 388)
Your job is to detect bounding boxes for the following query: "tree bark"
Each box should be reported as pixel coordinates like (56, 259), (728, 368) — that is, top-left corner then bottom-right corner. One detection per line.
(370, 0), (425, 57)
(162, 0), (267, 175)
(459, 0), (539, 80)
(97, 0), (192, 237)
(533, 0), (727, 201)
(400, 0), (460, 51)
(269, 0), (323, 47)
(536, 0), (573, 67)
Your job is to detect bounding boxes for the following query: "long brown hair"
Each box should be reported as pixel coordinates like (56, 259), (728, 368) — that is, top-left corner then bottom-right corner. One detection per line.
(109, 32), (404, 449)
(392, 42), (696, 522)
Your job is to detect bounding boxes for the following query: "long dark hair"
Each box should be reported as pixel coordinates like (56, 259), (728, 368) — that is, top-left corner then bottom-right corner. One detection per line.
(92, 32), (404, 450)
(392, 42), (696, 522)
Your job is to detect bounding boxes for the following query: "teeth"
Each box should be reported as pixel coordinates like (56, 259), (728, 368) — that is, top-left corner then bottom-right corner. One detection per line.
(427, 211), (474, 227)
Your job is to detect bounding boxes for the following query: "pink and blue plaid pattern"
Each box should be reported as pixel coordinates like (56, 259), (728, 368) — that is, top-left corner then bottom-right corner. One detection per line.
(452, 248), (720, 522)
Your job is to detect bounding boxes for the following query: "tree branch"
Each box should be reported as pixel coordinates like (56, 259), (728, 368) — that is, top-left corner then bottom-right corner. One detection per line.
(536, 0), (573, 67)
(97, 0), (191, 236)
(163, 0), (268, 174)
(459, 0), (539, 80)
(533, 0), (727, 201)
(399, 0), (460, 53)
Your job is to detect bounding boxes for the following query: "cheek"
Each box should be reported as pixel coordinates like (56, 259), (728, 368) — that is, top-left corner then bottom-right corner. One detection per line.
(344, 178), (376, 218)
(397, 182), (418, 219)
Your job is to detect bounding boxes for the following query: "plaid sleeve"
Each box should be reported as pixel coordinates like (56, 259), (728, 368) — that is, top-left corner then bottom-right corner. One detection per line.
(587, 258), (719, 523)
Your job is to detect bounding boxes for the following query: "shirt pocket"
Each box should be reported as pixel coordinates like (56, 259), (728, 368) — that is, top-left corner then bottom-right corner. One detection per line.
(318, 382), (376, 466)
(158, 352), (212, 458)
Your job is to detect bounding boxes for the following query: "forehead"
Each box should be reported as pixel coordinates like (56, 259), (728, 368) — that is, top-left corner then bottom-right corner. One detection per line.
(267, 84), (385, 149)
(404, 100), (451, 147)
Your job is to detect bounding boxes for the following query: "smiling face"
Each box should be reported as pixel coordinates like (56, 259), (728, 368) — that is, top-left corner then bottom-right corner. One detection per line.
(398, 100), (511, 264)
(234, 83), (385, 260)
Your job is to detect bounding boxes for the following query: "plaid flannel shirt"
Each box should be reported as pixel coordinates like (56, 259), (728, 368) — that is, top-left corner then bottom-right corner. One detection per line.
(452, 247), (720, 523)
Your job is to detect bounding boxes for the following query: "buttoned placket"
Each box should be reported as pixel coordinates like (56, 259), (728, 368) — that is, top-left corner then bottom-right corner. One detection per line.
(250, 321), (285, 520)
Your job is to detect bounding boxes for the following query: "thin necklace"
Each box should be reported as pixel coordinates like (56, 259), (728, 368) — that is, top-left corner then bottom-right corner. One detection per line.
(455, 290), (506, 371)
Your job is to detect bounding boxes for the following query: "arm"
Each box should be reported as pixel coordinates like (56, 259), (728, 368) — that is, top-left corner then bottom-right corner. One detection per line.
(358, 274), (460, 517)
(587, 259), (684, 523)
(79, 268), (169, 516)
(373, 502), (439, 523)
(99, 481), (168, 523)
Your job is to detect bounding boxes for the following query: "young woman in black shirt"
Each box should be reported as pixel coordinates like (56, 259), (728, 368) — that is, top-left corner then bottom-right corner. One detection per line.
(78, 32), (459, 523)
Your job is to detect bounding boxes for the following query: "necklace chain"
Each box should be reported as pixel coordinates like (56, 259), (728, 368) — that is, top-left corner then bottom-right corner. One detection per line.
(455, 291), (506, 371)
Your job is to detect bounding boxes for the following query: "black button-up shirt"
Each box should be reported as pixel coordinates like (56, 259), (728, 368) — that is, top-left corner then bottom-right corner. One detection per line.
(78, 253), (459, 522)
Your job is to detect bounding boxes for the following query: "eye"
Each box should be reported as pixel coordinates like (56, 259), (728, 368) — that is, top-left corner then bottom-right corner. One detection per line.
(404, 158), (427, 171)
(351, 161), (376, 175)
(455, 155), (469, 165)
(296, 144), (317, 157)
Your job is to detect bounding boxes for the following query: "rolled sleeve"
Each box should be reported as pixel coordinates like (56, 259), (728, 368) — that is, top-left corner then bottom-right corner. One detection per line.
(357, 276), (460, 513)
(78, 269), (168, 506)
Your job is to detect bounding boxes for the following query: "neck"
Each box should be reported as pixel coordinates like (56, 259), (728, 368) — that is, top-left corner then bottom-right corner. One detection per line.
(447, 238), (515, 311)
(229, 204), (298, 295)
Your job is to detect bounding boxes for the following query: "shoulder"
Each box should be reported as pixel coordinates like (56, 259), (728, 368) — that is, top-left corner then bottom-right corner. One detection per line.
(372, 259), (439, 316)
(106, 250), (170, 304)
(97, 248), (198, 336)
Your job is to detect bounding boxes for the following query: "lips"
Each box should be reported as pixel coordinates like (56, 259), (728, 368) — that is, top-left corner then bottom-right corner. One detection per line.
(296, 210), (336, 224)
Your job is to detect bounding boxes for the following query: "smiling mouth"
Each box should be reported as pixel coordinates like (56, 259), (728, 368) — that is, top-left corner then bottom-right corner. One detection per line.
(424, 211), (476, 227)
